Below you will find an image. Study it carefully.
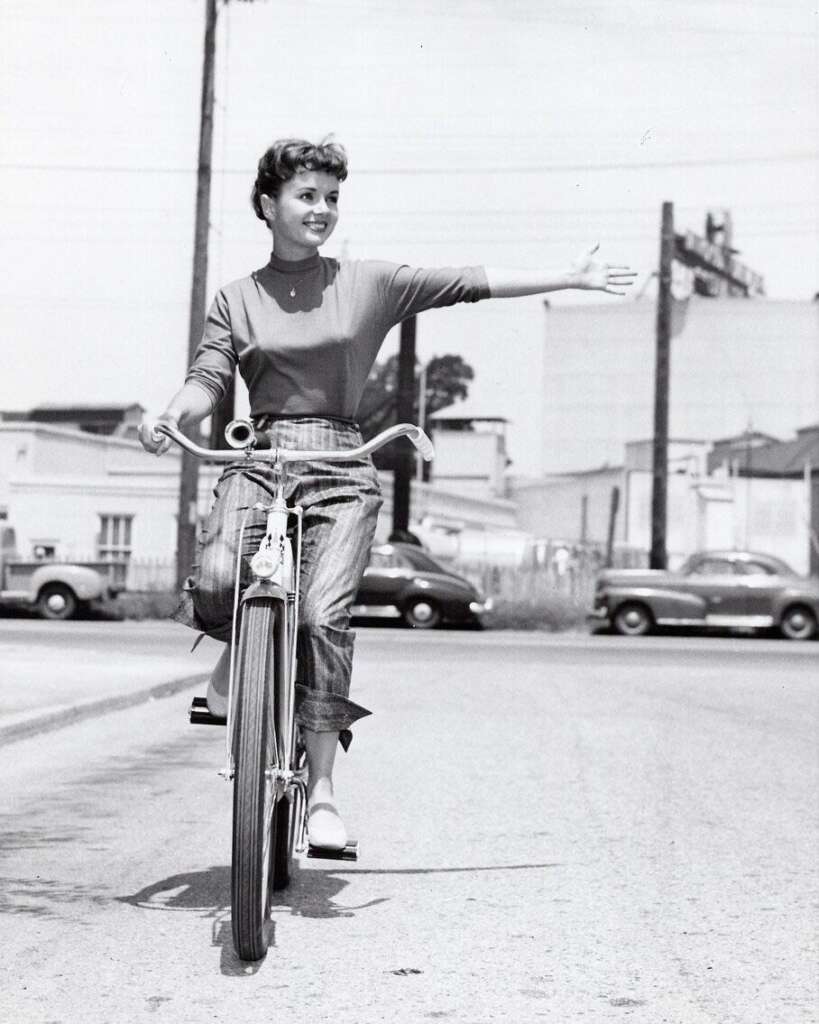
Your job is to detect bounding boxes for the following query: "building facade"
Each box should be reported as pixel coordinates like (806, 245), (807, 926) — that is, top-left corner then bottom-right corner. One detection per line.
(0, 419), (523, 588)
(541, 298), (819, 474)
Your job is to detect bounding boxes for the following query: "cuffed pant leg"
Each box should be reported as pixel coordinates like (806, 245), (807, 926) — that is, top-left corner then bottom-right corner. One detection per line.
(294, 481), (382, 747)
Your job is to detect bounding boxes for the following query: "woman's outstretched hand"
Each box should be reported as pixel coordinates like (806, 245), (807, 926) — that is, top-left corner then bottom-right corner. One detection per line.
(571, 243), (638, 295)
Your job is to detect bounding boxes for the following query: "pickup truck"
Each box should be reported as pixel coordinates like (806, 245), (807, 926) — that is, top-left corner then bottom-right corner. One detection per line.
(0, 527), (126, 620)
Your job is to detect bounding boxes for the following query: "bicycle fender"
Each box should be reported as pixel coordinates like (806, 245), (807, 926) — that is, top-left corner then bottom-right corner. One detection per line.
(242, 580), (288, 604)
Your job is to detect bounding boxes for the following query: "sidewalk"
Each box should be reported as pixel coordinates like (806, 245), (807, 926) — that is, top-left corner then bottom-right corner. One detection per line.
(0, 620), (221, 745)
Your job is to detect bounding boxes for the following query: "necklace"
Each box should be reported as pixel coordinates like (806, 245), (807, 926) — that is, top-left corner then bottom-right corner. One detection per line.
(287, 273), (312, 299)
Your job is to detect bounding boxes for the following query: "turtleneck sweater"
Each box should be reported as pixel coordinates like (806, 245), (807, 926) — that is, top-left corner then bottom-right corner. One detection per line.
(185, 255), (489, 420)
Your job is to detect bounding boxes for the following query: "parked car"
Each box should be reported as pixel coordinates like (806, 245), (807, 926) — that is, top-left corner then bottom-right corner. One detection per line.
(352, 542), (492, 629)
(0, 526), (125, 620)
(589, 549), (819, 640)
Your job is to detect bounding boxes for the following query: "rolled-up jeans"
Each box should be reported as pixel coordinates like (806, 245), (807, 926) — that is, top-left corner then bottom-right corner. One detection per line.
(172, 417), (383, 749)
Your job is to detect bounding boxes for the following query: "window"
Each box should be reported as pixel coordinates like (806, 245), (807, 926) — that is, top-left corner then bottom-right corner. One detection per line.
(737, 560), (775, 576)
(369, 549), (406, 570)
(98, 514), (134, 563)
(689, 558), (736, 576)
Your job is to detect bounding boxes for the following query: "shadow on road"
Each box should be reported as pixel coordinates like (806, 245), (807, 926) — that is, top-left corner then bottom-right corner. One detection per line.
(117, 858), (559, 972)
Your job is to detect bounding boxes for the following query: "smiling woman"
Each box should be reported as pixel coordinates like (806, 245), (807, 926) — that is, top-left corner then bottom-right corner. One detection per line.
(251, 138), (347, 263)
(138, 133), (635, 854)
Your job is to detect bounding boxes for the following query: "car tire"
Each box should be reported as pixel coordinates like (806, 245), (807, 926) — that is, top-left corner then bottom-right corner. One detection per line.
(779, 605), (817, 641)
(612, 602), (653, 637)
(403, 598), (442, 629)
(37, 583), (78, 621)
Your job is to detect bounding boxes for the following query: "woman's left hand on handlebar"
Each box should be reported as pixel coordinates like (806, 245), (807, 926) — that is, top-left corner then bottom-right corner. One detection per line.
(138, 413), (178, 456)
(571, 243), (638, 295)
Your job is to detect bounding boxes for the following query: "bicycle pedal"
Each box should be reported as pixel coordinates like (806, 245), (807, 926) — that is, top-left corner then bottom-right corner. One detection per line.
(188, 696), (226, 726)
(306, 839), (358, 861)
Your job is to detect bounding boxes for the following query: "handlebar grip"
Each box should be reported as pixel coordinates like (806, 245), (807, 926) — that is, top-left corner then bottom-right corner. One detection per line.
(152, 421), (174, 442)
(409, 428), (435, 462)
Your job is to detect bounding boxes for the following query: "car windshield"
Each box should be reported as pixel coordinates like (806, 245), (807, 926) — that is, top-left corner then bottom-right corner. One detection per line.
(368, 546), (449, 573)
(399, 547), (450, 573)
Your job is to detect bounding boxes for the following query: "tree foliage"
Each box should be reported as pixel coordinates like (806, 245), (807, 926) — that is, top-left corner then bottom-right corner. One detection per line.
(357, 353), (474, 470)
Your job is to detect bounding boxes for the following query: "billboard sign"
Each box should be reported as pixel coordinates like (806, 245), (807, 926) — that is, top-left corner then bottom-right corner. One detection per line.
(675, 231), (765, 296)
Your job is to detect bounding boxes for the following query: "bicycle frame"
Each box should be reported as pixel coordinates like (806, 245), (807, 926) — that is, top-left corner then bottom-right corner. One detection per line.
(154, 417), (434, 789)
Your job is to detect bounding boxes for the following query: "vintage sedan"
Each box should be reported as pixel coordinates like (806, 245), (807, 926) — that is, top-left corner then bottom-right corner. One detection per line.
(589, 550), (819, 640)
(352, 542), (492, 629)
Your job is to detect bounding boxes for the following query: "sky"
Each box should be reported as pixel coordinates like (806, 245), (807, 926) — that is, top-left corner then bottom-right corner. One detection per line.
(1, 0), (817, 475)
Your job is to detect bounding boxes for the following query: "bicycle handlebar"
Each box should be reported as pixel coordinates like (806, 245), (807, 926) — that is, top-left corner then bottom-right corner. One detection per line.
(152, 420), (435, 463)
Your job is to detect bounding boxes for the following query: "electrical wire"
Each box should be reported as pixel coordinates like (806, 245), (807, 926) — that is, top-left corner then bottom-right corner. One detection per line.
(1, 152), (816, 176)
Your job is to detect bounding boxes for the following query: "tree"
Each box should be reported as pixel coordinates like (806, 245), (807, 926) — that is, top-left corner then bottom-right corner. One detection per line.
(358, 353), (474, 470)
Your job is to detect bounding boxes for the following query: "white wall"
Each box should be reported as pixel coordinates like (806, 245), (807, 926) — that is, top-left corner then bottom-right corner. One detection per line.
(512, 467), (625, 545)
(0, 424), (525, 583)
(542, 299), (819, 473)
(625, 470), (810, 574)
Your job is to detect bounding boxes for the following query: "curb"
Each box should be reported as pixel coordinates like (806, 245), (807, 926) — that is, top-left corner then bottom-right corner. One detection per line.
(0, 672), (209, 747)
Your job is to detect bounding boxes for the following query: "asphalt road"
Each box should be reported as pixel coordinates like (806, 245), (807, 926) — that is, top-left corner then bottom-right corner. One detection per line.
(0, 623), (816, 1024)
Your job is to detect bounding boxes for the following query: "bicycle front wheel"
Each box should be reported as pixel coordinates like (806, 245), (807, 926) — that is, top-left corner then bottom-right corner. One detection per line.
(231, 596), (282, 962)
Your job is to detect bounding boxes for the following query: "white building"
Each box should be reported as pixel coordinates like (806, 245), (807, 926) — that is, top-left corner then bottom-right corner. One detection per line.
(512, 431), (817, 575)
(0, 418), (524, 588)
(541, 298), (819, 474)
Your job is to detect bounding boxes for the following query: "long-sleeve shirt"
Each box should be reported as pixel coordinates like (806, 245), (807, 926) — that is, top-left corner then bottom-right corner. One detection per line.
(185, 253), (490, 420)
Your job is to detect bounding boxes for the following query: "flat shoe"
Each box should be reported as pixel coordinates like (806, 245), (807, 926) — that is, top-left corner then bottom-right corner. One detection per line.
(307, 800), (348, 851)
(205, 678), (228, 718)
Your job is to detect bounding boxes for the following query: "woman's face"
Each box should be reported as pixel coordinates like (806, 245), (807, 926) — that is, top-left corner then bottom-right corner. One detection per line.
(261, 169), (340, 260)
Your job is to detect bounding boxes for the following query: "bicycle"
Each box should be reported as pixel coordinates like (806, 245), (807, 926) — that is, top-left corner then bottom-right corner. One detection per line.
(152, 418), (434, 961)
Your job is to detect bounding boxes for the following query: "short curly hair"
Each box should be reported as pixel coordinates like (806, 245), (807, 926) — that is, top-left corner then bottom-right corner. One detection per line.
(251, 137), (348, 221)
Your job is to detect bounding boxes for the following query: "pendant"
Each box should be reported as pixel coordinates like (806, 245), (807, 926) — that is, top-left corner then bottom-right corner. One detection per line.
(290, 287), (296, 298)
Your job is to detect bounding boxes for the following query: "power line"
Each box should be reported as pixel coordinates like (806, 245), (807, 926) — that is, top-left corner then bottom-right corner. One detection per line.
(1, 151), (816, 176)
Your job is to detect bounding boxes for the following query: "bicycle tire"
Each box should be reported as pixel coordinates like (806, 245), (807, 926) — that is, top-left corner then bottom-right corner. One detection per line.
(231, 596), (281, 962)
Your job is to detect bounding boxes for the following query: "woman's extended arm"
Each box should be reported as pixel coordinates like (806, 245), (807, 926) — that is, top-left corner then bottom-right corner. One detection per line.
(138, 383), (215, 455)
(485, 244), (637, 299)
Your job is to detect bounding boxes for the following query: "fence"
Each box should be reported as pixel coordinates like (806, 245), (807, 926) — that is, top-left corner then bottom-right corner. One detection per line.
(121, 542), (649, 602)
(454, 543), (648, 606)
(126, 558), (176, 593)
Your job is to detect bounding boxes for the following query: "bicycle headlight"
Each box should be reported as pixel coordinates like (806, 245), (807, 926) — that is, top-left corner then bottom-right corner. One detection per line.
(250, 549), (279, 579)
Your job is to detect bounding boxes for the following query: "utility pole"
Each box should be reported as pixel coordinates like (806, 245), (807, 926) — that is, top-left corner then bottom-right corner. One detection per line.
(392, 315), (417, 535)
(416, 361), (427, 482)
(176, 0), (218, 590)
(650, 201), (674, 570)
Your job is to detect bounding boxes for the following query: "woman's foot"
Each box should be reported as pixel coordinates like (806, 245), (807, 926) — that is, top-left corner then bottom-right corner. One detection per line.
(303, 728), (347, 850)
(206, 644), (230, 717)
(307, 792), (348, 851)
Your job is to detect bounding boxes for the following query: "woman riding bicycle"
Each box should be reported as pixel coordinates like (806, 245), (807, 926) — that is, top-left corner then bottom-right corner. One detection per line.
(139, 136), (635, 852)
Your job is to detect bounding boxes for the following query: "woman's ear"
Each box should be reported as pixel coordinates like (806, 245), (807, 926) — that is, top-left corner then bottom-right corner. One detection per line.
(260, 194), (276, 224)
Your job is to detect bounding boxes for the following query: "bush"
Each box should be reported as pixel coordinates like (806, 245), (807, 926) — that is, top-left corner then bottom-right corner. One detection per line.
(100, 589), (591, 633)
(97, 591), (179, 621)
(482, 594), (590, 632)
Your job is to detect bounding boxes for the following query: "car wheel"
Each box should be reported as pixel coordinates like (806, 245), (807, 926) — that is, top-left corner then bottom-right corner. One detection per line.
(779, 605), (817, 641)
(403, 598), (442, 629)
(37, 583), (78, 621)
(612, 602), (652, 637)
